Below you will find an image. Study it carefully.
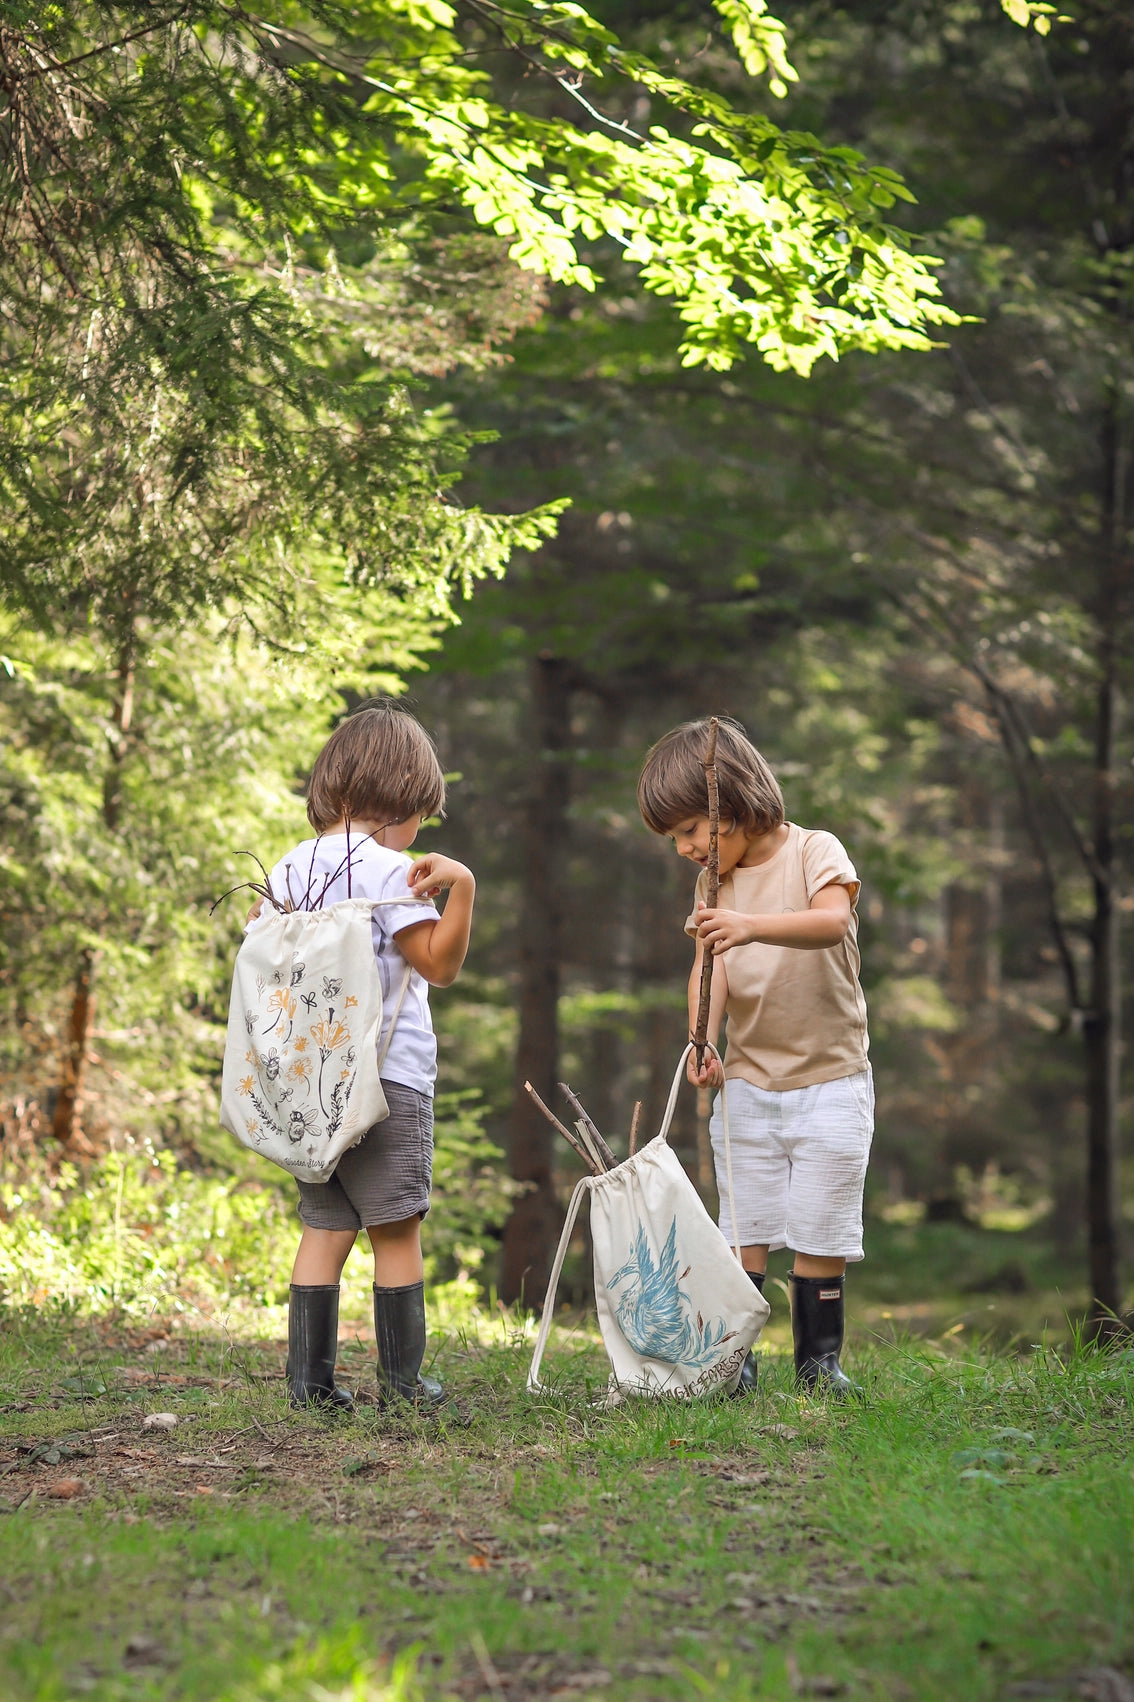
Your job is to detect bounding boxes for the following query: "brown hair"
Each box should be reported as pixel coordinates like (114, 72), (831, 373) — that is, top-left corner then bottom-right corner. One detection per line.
(306, 702), (446, 833)
(637, 717), (785, 837)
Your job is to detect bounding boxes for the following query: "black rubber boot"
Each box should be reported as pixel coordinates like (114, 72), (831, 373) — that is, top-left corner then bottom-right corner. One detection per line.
(732, 1271), (766, 1397)
(286, 1285), (354, 1410)
(789, 1273), (862, 1399)
(373, 1281), (445, 1411)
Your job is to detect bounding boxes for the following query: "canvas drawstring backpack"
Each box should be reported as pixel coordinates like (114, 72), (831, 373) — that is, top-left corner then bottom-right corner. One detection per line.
(219, 895), (430, 1184)
(528, 1043), (771, 1400)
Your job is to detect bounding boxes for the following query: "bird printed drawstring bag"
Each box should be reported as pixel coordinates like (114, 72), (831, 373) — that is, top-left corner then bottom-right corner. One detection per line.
(527, 1045), (770, 1400)
(219, 893), (429, 1184)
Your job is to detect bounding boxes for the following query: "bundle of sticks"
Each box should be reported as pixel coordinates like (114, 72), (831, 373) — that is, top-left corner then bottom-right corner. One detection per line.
(524, 1079), (642, 1175)
(524, 719), (722, 1178)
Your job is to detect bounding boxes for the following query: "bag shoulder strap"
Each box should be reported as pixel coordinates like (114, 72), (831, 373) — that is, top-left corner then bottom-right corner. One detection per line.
(656, 1041), (740, 1263)
(526, 1173), (592, 1394)
(376, 959), (414, 1072)
(368, 897), (432, 1073)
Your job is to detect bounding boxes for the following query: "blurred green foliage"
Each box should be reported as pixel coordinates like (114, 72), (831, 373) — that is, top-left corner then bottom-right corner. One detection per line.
(0, 1094), (515, 1316)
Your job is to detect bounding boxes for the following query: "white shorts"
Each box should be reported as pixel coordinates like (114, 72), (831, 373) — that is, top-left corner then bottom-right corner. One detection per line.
(710, 1070), (874, 1261)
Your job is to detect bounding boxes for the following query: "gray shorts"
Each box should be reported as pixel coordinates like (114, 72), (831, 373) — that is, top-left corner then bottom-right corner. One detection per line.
(295, 1080), (433, 1233)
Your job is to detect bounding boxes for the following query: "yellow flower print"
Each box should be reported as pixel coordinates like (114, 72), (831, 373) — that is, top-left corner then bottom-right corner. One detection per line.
(238, 1075), (254, 1097)
(245, 1118), (259, 1135)
(293, 1036), (307, 1052)
(310, 1017), (350, 1056)
(344, 995), (358, 1009)
(266, 988), (297, 1020)
(286, 1057), (312, 1084)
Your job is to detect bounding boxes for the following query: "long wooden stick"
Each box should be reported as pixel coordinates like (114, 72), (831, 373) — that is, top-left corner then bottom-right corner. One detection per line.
(558, 1082), (617, 1170)
(524, 1081), (601, 1174)
(693, 717), (720, 1072)
(628, 1100), (642, 1156)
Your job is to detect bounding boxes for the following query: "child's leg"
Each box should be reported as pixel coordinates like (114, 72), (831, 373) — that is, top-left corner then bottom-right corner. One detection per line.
(367, 1214), (424, 1287)
(710, 1084), (789, 1398)
(326, 1082), (439, 1409)
(782, 1071), (873, 1396)
(792, 1254), (846, 1278)
(287, 1191), (362, 1409)
(709, 1082), (789, 1259)
(368, 1214), (442, 1408)
(291, 1227), (358, 1285)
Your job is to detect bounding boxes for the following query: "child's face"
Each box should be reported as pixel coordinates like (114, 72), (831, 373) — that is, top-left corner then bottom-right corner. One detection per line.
(667, 816), (753, 875)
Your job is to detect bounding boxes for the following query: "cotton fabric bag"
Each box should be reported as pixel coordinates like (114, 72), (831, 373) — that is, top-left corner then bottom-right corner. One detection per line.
(528, 1045), (771, 1399)
(220, 896), (427, 1184)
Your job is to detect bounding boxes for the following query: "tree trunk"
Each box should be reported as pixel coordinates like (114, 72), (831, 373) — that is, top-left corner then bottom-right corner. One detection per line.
(1083, 391), (1126, 1331)
(103, 623), (136, 832)
(51, 947), (97, 1150)
(499, 653), (573, 1306)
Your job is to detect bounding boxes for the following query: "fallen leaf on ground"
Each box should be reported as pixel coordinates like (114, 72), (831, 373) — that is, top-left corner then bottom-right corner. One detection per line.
(467, 1553), (491, 1570)
(760, 1423), (800, 1440)
(143, 1413), (177, 1430)
(537, 1522), (562, 1536)
(44, 1478), (86, 1499)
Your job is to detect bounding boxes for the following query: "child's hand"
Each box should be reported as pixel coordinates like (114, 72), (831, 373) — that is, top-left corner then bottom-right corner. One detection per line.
(246, 897), (264, 925)
(407, 854), (474, 900)
(696, 904), (754, 955)
(686, 1049), (725, 1089)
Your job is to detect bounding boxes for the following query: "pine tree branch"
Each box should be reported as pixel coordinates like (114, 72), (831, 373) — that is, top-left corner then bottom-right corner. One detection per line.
(12, 9), (193, 85)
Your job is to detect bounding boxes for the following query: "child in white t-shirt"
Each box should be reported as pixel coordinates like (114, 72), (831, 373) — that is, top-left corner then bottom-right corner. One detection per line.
(638, 717), (872, 1397)
(258, 703), (475, 1410)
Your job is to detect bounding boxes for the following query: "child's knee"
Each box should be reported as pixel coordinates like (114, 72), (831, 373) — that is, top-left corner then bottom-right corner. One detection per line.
(367, 1214), (422, 1245)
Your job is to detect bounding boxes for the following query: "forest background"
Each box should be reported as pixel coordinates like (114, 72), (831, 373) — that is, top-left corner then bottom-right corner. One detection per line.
(1, 0), (1131, 1341)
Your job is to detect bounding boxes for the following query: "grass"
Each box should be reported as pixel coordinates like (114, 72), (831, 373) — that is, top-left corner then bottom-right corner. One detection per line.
(1, 1294), (1131, 1702)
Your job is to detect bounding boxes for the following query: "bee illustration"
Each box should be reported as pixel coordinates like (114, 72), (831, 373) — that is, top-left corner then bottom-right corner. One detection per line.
(321, 977), (343, 1000)
(288, 1107), (318, 1144)
(342, 1047), (356, 1069)
(261, 1048), (281, 1081)
(290, 961), (306, 987)
(243, 1009), (256, 1036)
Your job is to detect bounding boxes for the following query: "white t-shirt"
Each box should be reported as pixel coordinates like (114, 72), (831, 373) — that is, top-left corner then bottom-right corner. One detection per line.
(264, 834), (441, 1096)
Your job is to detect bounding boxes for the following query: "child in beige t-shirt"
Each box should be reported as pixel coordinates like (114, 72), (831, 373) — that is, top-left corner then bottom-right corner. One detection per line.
(638, 717), (873, 1398)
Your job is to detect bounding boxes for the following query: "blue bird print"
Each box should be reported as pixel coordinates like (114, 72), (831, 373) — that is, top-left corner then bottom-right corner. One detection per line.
(607, 1218), (735, 1369)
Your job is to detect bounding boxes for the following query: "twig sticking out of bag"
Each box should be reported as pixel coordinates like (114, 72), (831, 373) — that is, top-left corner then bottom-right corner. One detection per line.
(524, 1081), (602, 1175)
(628, 1100), (642, 1156)
(557, 1082), (618, 1170)
(693, 717), (721, 1073)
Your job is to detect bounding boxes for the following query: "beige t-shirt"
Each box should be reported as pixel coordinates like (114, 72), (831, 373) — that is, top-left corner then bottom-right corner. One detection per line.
(684, 823), (869, 1093)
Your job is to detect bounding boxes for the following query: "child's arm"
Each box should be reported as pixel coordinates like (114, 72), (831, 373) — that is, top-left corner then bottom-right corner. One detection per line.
(695, 880), (851, 957)
(686, 939), (728, 1087)
(394, 855), (476, 988)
